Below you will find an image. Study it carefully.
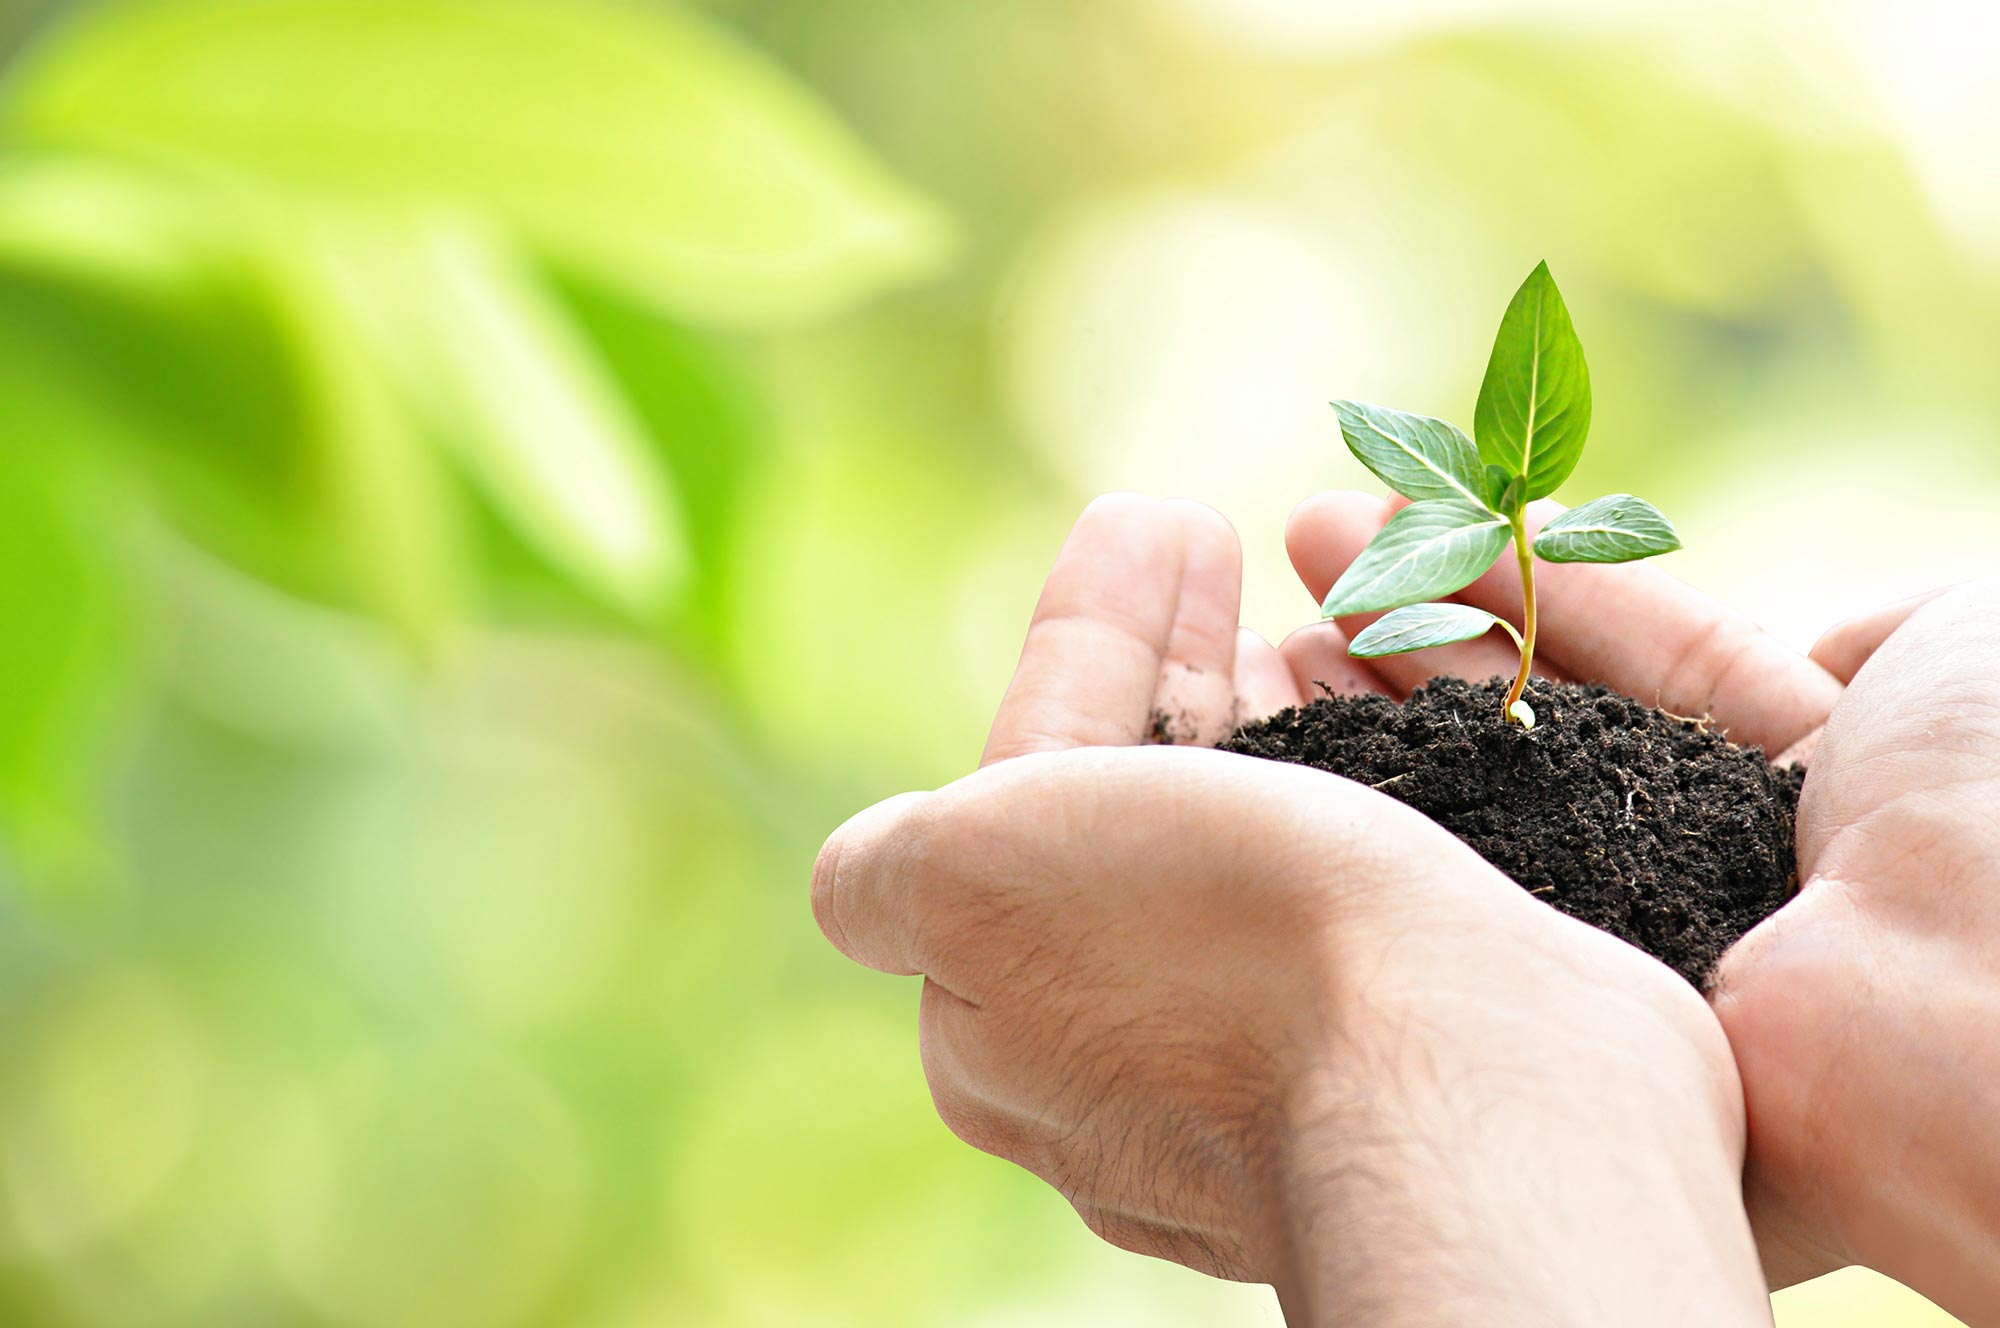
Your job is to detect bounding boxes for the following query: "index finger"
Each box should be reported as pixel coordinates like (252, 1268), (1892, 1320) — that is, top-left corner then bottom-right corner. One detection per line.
(983, 495), (1245, 764)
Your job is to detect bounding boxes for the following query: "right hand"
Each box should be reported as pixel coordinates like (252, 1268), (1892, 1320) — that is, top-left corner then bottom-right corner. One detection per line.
(1288, 491), (2000, 1318)
(1711, 583), (2000, 1324)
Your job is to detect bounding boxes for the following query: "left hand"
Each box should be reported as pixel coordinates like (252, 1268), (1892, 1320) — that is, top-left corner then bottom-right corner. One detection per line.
(812, 743), (1769, 1323)
(815, 494), (1772, 1322)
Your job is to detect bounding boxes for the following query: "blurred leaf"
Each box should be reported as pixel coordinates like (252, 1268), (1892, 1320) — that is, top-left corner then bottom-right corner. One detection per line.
(557, 271), (768, 646)
(1320, 499), (1510, 617)
(0, 151), (215, 290)
(1475, 261), (1592, 500)
(261, 233), (466, 648)
(1532, 494), (1681, 564)
(0, 155), (373, 613)
(1348, 602), (1505, 658)
(1333, 399), (1487, 506)
(313, 216), (686, 614)
(6, 0), (957, 327)
(0, 408), (127, 901)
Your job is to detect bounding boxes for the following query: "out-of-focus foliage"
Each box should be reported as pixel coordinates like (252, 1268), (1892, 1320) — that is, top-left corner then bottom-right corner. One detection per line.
(0, 1), (1992, 1325)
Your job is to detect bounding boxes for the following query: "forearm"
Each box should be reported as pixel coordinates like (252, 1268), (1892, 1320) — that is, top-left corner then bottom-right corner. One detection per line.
(1272, 993), (1771, 1325)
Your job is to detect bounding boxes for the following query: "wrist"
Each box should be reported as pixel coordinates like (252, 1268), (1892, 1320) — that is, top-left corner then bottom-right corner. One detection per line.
(1272, 920), (1767, 1326)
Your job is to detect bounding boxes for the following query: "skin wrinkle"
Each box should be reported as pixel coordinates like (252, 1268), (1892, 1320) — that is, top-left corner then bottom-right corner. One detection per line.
(1722, 876), (1876, 1265)
(809, 832), (847, 956)
(998, 615), (1162, 749)
(1655, 611), (1764, 740)
(1812, 776), (2000, 895)
(1286, 1044), (1539, 1324)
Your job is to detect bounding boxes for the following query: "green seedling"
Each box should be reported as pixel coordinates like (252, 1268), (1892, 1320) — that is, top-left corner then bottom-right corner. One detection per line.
(1322, 262), (1680, 729)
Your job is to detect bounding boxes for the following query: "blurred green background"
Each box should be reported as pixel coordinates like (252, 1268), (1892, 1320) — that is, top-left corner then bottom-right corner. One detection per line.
(0, 0), (1994, 1324)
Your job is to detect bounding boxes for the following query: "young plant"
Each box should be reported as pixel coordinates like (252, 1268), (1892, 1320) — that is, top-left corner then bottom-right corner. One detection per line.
(1322, 261), (1680, 729)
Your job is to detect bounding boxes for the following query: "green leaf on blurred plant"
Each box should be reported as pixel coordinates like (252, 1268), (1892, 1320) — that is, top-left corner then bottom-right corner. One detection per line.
(1320, 499), (1510, 617)
(309, 217), (688, 612)
(1332, 400), (1487, 506)
(5, 0), (957, 328)
(1348, 602), (1506, 658)
(260, 235), (467, 648)
(556, 272), (767, 648)
(1473, 261), (1591, 501)
(1532, 494), (1681, 564)
(0, 390), (128, 901)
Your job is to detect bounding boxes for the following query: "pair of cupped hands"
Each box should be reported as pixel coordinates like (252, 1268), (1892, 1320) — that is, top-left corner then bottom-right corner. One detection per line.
(814, 491), (2000, 1326)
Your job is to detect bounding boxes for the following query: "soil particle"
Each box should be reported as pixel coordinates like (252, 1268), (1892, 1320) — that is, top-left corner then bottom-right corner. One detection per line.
(1220, 676), (1802, 988)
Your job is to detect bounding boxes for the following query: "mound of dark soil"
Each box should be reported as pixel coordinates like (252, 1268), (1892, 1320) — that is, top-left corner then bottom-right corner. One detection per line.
(1220, 676), (1802, 987)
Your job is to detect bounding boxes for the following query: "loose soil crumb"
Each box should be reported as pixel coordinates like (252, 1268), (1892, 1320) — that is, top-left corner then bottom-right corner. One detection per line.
(1221, 676), (1802, 987)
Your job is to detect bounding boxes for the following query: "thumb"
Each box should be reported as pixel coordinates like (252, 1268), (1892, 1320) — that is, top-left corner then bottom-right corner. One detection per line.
(811, 790), (935, 976)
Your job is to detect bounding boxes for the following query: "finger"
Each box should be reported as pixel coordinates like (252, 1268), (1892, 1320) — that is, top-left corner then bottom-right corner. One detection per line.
(1284, 493), (1565, 696)
(984, 494), (1189, 765)
(810, 790), (937, 978)
(1776, 588), (1957, 769)
(1277, 620), (1394, 701)
(1150, 500), (1247, 746)
(1773, 727), (1820, 770)
(1232, 628), (1305, 724)
(1287, 490), (1840, 754)
(1797, 580), (2000, 874)
(1809, 586), (1955, 684)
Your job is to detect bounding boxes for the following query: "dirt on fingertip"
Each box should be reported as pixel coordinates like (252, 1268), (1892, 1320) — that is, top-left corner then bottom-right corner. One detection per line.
(1219, 676), (1802, 988)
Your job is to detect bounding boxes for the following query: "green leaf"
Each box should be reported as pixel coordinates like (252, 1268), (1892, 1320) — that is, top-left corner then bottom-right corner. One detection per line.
(1483, 467), (1526, 518)
(1320, 499), (1511, 617)
(6, 0), (957, 328)
(262, 234), (466, 648)
(1473, 261), (1591, 500)
(1332, 400), (1487, 506)
(309, 215), (688, 613)
(1532, 494), (1682, 564)
(1349, 603), (1504, 658)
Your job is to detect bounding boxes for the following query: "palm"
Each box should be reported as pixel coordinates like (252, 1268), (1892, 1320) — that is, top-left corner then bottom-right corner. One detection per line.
(1709, 585), (2000, 1315)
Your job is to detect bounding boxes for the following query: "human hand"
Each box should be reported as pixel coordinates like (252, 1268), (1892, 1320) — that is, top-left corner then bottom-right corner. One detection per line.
(1709, 583), (2000, 1323)
(1286, 491), (2000, 1311)
(813, 744), (1770, 1324)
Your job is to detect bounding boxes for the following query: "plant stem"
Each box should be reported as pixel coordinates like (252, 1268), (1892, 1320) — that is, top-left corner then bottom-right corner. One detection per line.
(1503, 516), (1537, 724)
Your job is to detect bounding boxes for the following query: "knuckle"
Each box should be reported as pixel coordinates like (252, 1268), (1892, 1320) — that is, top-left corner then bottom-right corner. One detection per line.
(1667, 614), (1761, 709)
(1163, 497), (1241, 555)
(808, 834), (848, 950)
